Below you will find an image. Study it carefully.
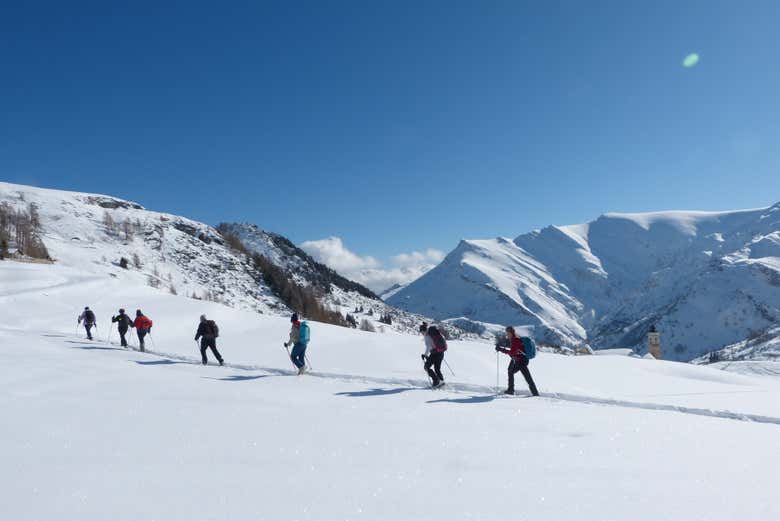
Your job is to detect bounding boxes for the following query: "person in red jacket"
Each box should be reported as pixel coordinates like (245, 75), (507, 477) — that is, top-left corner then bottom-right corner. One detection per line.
(132, 309), (153, 352)
(495, 326), (539, 396)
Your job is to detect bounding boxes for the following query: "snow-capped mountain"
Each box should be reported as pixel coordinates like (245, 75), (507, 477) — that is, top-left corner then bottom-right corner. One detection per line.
(0, 181), (286, 314)
(389, 203), (780, 361)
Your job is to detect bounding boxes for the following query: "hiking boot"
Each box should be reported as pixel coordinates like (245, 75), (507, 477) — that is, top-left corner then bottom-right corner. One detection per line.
(503, 388), (515, 395)
(298, 366), (306, 375)
(218, 360), (224, 366)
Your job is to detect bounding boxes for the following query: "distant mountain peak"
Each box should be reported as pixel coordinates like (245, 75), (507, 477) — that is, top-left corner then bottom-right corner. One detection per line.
(390, 203), (780, 361)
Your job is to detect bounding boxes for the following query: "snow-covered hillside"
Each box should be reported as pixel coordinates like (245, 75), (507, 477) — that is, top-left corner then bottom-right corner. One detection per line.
(389, 204), (780, 361)
(693, 326), (780, 364)
(0, 181), (286, 313)
(222, 222), (475, 338)
(2, 261), (780, 521)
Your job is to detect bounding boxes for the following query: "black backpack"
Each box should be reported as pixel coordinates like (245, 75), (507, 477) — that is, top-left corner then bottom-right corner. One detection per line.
(207, 320), (220, 338)
(428, 326), (447, 352)
(85, 310), (96, 323)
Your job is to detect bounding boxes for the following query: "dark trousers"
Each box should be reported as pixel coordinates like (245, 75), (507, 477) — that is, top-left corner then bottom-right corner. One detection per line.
(425, 351), (444, 385)
(137, 328), (148, 351)
(508, 357), (539, 396)
(290, 342), (306, 368)
(84, 323), (94, 340)
(200, 337), (223, 364)
(118, 328), (128, 347)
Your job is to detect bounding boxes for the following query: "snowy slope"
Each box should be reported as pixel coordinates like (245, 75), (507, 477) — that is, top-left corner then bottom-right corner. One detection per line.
(2, 261), (780, 521)
(693, 326), (780, 364)
(389, 203), (780, 360)
(0, 181), (286, 314)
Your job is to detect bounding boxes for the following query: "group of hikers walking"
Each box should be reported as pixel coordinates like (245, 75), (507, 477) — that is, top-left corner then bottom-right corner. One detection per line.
(419, 321), (539, 396)
(78, 307), (153, 350)
(77, 307), (539, 396)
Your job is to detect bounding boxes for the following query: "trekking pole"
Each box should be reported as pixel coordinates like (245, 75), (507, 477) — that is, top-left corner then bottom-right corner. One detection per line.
(107, 324), (113, 344)
(443, 358), (455, 377)
(148, 331), (156, 349)
(305, 354), (313, 371)
(282, 344), (296, 369)
(496, 351), (500, 393)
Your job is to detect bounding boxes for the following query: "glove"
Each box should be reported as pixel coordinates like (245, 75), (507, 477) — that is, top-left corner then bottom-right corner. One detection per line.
(421, 354), (428, 361)
(194, 336), (198, 341)
(284, 342), (288, 348)
(495, 346), (502, 352)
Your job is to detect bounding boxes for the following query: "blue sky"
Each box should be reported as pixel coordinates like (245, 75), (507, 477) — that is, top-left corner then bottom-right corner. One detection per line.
(1, 1), (779, 288)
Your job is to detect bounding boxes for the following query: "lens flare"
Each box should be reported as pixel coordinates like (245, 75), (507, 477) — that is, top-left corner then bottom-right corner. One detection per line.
(683, 53), (700, 68)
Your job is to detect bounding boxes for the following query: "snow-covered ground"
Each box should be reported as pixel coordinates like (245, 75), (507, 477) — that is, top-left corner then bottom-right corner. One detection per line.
(2, 261), (780, 521)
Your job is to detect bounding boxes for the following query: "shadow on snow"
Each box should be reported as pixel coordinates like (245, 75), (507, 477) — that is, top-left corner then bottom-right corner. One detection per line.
(204, 374), (273, 382)
(134, 359), (185, 366)
(335, 387), (421, 397)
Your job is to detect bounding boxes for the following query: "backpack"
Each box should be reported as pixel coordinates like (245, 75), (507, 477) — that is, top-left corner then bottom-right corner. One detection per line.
(428, 326), (447, 352)
(520, 336), (536, 360)
(206, 320), (219, 338)
(85, 309), (95, 323)
(299, 321), (310, 344)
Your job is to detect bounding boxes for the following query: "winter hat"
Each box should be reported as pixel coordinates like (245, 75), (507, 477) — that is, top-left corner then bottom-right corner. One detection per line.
(136, 309), (142, 316)
(200, 314), (207, 322)
(291, 313), (299, 323)
(419, 322), (428, 333)
(85, 306), (90, 310)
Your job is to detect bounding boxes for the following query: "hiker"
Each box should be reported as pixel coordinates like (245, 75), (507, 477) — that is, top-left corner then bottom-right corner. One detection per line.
(111, 308), (133, 347)
(495, 326), (539, 396)
(195, 314), (223, 366)
(77, 306), (96, 340)
(132, 309), (153, 352)
(420, 322), (447, 388)
(284, 313), (310, 374)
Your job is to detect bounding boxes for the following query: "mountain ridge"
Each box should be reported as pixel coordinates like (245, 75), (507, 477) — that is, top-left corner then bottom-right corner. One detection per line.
(390, 202), (780, 360)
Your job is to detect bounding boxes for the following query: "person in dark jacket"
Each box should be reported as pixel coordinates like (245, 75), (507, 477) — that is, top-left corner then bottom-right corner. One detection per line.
(132, 309), (153, 352)
(495, 326), (539, 396)
(195, 314), (223, 366)
(420, 322), (446, 388)
(111, 308), (133, 347)
(77, 306), (96, 340)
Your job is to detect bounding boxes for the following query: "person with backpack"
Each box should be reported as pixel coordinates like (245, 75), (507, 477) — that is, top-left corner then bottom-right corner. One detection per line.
(132, 309), (153, 352)
(420, 322), (447, 388)
(77, 306), (97, 340)
(111, 308), (133, 347)
(284, 313), (310, 375)
(195, 314), (224, 366)
(495, 326), (539, 396)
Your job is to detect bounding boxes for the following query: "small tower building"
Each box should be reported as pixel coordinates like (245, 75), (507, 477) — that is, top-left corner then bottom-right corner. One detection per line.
(648, 325), (661, 359)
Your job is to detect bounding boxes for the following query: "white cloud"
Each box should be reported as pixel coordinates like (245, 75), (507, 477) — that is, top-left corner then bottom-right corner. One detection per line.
(300, 237), (445, 294)
(392, 249), (445, 268)
(299, 237), (380, 273)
